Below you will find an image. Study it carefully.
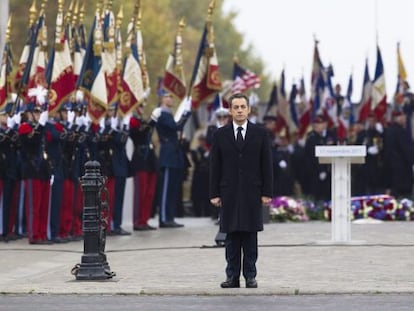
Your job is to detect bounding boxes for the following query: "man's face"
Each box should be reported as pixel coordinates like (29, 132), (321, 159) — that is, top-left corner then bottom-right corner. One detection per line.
(161, 94), (173, 108)
(229, 97), (250, 124)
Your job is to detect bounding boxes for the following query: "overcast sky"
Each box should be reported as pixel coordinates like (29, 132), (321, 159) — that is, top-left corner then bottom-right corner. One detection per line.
(223, 0), (414, 102)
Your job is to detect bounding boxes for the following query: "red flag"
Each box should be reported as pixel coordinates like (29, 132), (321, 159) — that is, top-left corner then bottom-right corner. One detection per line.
(0, 17), (13, 110)
(119, 20), (145, 116)
(190, 1), (221, 109)
(372, 46), (387, 122)
(47, 8), (75, 116)
(163, 19), (186, 101)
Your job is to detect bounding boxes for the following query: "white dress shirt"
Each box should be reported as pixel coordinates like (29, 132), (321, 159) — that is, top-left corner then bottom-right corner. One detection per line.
(233, 121), (248, 140)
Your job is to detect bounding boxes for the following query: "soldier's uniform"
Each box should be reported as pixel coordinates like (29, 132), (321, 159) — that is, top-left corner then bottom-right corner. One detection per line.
(129, 116), (158, 230)
(0, 104), (19, 240)
(155, 104), (190, 227)
(304, 116), (337, 202)
(354, 117), (384, 195)
(44, 116), (67, 243)
(18, 106), (51, 244)
(383, 111), (414, 197)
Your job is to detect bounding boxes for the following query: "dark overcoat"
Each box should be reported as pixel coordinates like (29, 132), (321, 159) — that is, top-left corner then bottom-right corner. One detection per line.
(209, 122), (273, 233)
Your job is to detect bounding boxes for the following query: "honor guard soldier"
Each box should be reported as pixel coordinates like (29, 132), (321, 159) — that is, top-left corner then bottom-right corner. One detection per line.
(0, 103), (19, 241)
(304, 115), (337, 202)
(129, 104), (158, 231)
(18, 104), (51, 244)
(152, 90), (191, 228)
(109, 105), (131, 236)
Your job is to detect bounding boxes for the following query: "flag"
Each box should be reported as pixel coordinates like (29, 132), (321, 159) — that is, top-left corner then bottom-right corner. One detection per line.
(289, 83), (299, 131)
(102, 9), (119, 107)
(298, 40), (323, 137)
(357, 59), (372, 123)
(118, 18), (145, 116)
(320, 64), (337, 128)
(337, 74), (353, 140)
(136, 14), (150, 96)
(265, 82), (277, 115)
(372, 46), (387, 122)
(276, 69), (289, 133)
(0, 17), (13, 111)
(76, 13), (108, 123)
(163, 19), (186, 101)
(190, 0), (221, 110)
(231, 61), (260, 94)
(46, 8), (75, 116)
(394, 42), (407, 106)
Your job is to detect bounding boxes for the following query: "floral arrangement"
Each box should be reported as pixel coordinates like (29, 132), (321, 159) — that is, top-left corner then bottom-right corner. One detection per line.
(269, 196), (309, 222)
(268, 195), (414, 222)
(324, 195), (414, 221)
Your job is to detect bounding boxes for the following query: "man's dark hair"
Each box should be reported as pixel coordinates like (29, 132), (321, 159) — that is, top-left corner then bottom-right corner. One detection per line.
(228, 93), (249, 107)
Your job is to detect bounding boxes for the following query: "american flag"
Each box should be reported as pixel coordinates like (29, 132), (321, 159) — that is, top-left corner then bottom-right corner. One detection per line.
(231, 62), (260, 94)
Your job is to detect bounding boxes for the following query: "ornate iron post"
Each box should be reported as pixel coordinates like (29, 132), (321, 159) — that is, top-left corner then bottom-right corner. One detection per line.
(72, 161), (115, 280)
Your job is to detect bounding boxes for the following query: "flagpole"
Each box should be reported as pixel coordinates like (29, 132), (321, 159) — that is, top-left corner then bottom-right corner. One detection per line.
(187, 0), (216, 99)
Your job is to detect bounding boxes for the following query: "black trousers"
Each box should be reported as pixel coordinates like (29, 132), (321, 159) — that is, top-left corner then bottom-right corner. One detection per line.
(225, 231), (258, 279)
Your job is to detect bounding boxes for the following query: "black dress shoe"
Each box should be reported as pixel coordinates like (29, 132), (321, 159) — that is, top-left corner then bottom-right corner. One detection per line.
(134, 224), (157, 231)
(159, 221), (184, 228)
(111, 228), (131, 236)
(245, 278), (258, 288)
(220, 278), (240, 288)
(52, 237), (70, 243)
(30, 239), (53, 245)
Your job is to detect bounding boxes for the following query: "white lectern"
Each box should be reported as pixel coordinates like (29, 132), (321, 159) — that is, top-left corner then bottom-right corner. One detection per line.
(315, 145), (366, 244)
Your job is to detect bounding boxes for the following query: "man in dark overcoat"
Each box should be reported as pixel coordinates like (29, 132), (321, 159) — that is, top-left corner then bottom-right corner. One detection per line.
(209, 93), (273, 289)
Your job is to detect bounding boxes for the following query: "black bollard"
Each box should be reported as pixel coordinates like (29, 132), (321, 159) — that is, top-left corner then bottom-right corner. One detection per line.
(72, 161), (115, 280)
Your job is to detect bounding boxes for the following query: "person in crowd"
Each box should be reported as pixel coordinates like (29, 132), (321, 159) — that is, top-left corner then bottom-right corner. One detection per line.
(209, 93), (273, 289)
(190, 134), (211, 217)
(383, 110), (414, 198)
(130, 103), (158, 231)
(354, 113), (384, 195)
(0, 103), (19, 242)
(18, 104), (51, 244)
(272, 129), (295, 196)
(304, 115), (337, 202)
(152, 90), (191, 228)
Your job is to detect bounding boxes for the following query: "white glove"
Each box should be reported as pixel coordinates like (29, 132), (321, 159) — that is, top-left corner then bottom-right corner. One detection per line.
(12, 113), (21, 125)
(319, 171), (327, 181)
(67, 110), (75, 125)
(287, 144), (294, 154)
(99, 117), (105, 133)
(367, 145), (379, 155)
(7, 116), (16, 128)
(38, 110), (49, 126)
(75, 115), (83, 127)
(122, 113), (131, 130)
(110, 116), (118, 130)
(279, 160), (287, 169)
(375, 122), (383, 133)
(84, 114), (92, 127)
(143, 88), (151, 99)
(151, 107), (162, 122)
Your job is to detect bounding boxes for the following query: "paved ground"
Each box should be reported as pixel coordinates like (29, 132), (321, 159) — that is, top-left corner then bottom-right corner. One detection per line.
(1, 218), (414, 295)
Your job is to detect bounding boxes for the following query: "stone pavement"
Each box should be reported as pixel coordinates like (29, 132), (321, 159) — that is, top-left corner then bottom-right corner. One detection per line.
(1, 218), (414, 295)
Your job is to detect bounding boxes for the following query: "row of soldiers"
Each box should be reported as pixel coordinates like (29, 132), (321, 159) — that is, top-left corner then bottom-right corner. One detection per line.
(0, 95), (162, 244)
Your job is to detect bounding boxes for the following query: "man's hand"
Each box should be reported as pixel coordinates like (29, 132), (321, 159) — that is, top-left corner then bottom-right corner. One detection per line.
(210, 197), (221, 207)
(261, 196), (272, 205)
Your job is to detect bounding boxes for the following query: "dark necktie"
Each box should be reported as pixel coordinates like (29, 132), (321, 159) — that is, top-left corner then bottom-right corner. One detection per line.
(236, 126), (243, 145)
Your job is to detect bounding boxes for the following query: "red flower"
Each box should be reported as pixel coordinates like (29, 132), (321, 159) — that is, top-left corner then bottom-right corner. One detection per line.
(130, 117), (140, 129)
(18, 123), (33, 135)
